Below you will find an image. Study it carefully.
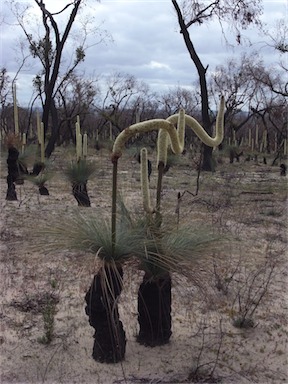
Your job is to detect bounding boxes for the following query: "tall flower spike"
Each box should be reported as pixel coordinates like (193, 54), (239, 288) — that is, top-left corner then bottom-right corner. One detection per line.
(167, 96), (225, 148)
(140, 148), (154, 214)
(177, 108), (185, 152)
(215, 96), (225, 144)
(112, 119), (182, 161)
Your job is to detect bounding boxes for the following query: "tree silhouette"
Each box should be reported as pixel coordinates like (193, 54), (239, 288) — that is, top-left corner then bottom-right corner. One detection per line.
(172, 0), (263, 170)
(12, 0), (104, 157)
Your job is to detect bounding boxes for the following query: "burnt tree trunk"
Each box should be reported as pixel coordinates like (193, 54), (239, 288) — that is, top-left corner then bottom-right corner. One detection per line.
(72, 182), (91, 207)
(31, 162), (45, 176)
(30, 162), (50, 196)
(85, 265), (126, 363)
(137, 272), (172, 347)
(39, 186), (50, 195)
(172, 0), (214, 171)
(6, 146), (25, 201)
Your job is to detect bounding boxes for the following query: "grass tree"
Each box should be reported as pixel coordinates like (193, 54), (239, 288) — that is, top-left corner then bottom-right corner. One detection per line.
(64, 159), (95, 207)
(136, 222), (221, 346)
(40, 96), (225, 361)
(42, 205), (149, 363)
(26, 172), (52, 195)
(111, 96), (225, 347)
(5, 133), (28, 201)
(64, 119), (94, 206)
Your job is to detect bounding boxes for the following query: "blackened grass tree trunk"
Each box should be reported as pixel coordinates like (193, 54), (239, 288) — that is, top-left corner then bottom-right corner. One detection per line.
(64, 159), (94, 207)
(72, 182), (90, 207)
(6, 146), (20, 201)
(29, 162), (50, 195)
(137, 270), (172, 347)
(39, 185), (49, 195)
(136, 222), (221, 348)
(6, 146), (28, 200)
(85, 264), (126, 363)
(41, 209), (144, 363)
(137, 160), (172, 347)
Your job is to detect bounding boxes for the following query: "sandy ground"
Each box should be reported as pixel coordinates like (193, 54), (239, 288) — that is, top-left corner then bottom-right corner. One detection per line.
(0, 148), (287, 383)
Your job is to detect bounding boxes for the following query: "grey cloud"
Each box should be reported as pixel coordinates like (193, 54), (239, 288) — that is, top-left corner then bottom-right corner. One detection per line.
(1, 0), (285, 105)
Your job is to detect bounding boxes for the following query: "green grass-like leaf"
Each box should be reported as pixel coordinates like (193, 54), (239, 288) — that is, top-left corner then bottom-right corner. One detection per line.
(18, 144), (41, 166)
(139, 224), (223, 278)
(34, 192), (223, 278)
(37, 209), (149, 264)
(25, 172), (53, 187)
(64, 159), (95, 184)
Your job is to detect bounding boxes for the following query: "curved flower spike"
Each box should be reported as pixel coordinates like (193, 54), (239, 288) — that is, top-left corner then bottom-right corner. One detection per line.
(176, 108), (185, 152)
(112, 119), (182, 161)
(112, 97), (225, 163)
(156, 107), (185, 167)
(167, 96), (225, 148)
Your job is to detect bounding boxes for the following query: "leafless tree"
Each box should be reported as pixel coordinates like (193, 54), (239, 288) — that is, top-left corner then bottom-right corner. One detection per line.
(209, 53), (286, 146)
(246, 58), (288, 98)
(158, 85), (200, 117)
(0, 68), (12, 135)
(10, 0), (108, 158)
(96, 72), (159, 136)
(172, 0), (263, 170)
(55, 72), (100, 144)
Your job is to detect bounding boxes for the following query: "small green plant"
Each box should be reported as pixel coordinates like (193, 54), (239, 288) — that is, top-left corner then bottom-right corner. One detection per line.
(10, 288), (59, 345)
(230, 258), (277, 329)
(26, 171), (52, 196)
(188, 319), (224, 383)
(49, 278), (57, 289)
(38, 298), (57, 344)
(232, 316), (255, 329)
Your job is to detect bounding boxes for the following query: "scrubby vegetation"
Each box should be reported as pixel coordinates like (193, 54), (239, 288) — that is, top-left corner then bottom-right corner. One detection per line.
(0, 139), (287, 383)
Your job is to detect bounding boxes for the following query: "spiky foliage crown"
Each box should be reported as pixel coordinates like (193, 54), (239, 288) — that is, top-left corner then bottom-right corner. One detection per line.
(64, 159), (95, 184)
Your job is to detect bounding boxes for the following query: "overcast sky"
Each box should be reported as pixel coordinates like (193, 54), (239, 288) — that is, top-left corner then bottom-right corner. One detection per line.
(0, 0), (287, 106)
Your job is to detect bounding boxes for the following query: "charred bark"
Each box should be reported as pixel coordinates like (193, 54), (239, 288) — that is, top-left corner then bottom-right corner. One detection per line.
(72, 182), (91, 207)
(137, 272), (172, 347)
(31, 162), (45, 176)
(85, 265), (126, 363)
(172, 0), (214, 171)
(229, 149), (243, 163)
(6, 146), (28, 200)
(6, 177), (17, 201)
(39, 186), (49, 195)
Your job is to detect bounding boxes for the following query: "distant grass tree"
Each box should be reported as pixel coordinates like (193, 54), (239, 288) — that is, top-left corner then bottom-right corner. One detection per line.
(5, 134), (28, 201)
(64, 159), (95, 206)
(26, 172), (52, 195)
